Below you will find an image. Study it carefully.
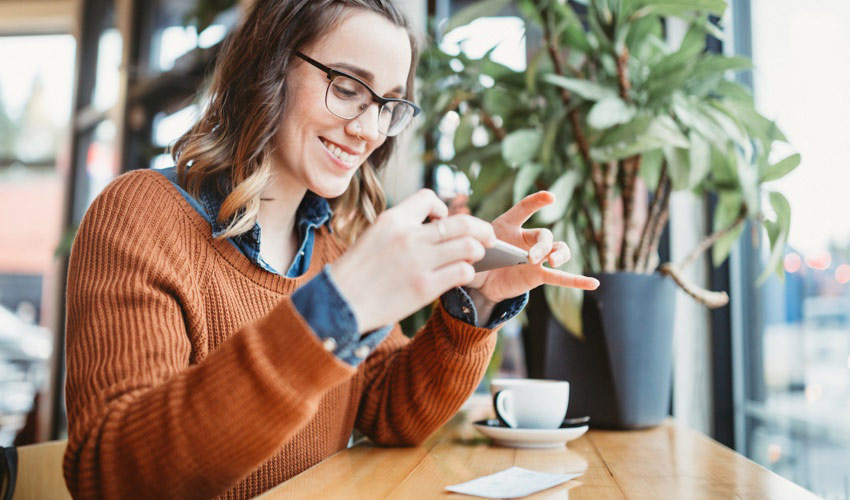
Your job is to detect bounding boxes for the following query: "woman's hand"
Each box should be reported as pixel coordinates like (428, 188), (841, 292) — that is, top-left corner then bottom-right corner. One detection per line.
(330, 189), (497, 333)
(465, 191), (599, 306)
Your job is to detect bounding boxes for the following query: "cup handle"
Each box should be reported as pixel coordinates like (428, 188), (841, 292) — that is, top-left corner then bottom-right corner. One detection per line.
(493, 390), (516, 428)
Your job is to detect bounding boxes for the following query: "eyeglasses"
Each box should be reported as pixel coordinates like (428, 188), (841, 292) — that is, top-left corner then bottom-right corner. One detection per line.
(295, 51), (421, 137)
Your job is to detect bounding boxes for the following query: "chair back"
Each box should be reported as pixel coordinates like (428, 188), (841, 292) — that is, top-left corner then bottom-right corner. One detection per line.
(1, 440), (71, 500)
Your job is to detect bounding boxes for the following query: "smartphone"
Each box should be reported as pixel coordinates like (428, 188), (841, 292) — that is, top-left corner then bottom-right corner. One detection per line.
(474, 239), (529, 272)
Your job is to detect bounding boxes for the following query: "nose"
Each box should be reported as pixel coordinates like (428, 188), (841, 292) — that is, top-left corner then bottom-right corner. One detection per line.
(348, 102), (381, 141)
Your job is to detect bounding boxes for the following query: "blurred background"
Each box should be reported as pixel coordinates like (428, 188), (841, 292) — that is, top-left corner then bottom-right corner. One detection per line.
(0, 0), (848, 497)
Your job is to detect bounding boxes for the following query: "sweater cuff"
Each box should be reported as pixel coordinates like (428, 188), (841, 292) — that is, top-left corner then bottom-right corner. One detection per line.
(433, 299), (499, 356)
(441, 287), (528, 328)
(291, 266), (392, 366)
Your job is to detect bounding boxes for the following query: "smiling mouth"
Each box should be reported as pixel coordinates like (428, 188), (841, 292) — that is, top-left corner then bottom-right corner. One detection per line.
(320, 137), (360, 167)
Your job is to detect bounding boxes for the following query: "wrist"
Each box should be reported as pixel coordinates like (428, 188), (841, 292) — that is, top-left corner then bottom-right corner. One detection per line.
(327, 260), (367, 333)
(464, 287), (497, 326)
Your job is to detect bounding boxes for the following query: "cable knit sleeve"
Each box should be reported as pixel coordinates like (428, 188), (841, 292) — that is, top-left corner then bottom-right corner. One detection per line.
(62, 172), (355, 500)
(354, 300), (500, 445)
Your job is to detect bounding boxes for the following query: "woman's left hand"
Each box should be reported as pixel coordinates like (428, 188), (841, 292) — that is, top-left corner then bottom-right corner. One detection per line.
(464, 191), (599, 304)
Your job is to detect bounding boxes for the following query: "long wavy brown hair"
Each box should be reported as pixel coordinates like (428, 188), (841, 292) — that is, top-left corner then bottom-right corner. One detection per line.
(171, 0), (418, 244)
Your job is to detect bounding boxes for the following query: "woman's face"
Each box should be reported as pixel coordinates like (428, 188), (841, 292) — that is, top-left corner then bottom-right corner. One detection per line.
(273, 9), (412, 198)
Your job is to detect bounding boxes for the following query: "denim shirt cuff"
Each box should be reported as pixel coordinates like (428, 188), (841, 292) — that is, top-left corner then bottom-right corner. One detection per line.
(291, 265), (392, 367)
(441, 287), (529, 328)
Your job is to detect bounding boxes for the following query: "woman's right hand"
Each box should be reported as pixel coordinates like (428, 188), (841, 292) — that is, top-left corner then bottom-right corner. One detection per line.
(329, 189), (497, 333)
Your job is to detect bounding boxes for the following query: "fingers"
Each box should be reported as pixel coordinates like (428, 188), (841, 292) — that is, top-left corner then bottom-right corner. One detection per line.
(540, 268), (600, 290)
(547, 241), (571, 268)
(523, 228), (554, 264)
(432, 261), (477, 289)
(429, 214), (496, 247)
(494, 191), (555, 227)
(398, 188), (449, 222)
(431, 236), (486, 266)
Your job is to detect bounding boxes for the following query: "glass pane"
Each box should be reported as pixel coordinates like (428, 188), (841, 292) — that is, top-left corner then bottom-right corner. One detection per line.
(743, 1), (850, 497)
(152, 104), (198, 148)
(0, 35), (75, 164)
(70, 120), (118, 224)
(0, 34), (76, 445)
(146, 0), (237, 74)
(91, 27), (122, 111)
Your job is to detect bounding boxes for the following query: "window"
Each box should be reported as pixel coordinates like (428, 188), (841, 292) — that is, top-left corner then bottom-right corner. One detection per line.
(0, 33), (76, 445)
(734, 0), (850, 496)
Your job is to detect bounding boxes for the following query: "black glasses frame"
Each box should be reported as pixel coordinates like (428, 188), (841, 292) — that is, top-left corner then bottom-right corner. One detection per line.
(294, 51), (421, 127)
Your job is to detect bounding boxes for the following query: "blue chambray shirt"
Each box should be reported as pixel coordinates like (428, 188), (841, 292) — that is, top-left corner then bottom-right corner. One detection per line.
(155, 166), (527, 366)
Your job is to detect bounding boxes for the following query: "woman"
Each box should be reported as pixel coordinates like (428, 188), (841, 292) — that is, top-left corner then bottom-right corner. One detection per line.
(63, 0), (598, 498)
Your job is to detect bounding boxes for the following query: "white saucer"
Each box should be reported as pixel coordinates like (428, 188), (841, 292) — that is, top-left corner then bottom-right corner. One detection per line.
(473, 419), (589, 449)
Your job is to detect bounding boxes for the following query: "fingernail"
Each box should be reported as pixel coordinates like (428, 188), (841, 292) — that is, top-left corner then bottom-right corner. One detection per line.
(591, 279), (600, 289)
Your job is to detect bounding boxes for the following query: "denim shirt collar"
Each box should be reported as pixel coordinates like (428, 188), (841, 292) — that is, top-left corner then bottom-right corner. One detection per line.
(198, 175), (333, 272)
(197, 176), (331, 236)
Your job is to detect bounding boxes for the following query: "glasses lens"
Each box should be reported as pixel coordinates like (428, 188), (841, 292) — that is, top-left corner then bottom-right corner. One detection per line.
(325, 74), (415, 136)
(326, 75), (371, 120)
(383, 101), (415, 137)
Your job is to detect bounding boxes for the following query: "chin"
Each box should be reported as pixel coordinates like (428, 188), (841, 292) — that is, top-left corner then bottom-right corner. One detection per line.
(312, 178), (356, 200)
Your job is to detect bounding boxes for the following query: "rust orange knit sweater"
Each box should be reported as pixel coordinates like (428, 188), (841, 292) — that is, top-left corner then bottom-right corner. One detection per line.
(63, 170), (499, 499)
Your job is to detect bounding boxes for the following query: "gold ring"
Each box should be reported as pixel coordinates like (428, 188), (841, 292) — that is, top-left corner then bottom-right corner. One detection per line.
(354, 123), (363, 140)
(435, 219), (447, 241)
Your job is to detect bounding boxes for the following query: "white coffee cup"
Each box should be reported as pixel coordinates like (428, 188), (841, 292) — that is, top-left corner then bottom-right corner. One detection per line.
(490, 378), (569, 429)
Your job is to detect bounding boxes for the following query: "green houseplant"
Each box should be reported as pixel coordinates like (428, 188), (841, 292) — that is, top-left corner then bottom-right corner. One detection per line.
(418, 0), (798, 427)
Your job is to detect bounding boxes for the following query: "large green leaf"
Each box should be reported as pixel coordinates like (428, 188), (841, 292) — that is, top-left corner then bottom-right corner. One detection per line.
(594, 114), (654, 148)
(736, 147), (760, 213)
(672, 94), (728, 150)
(475, 175), (515, 222)
(711, 191), (745, 266)
(688, 55), (752, 81)
(513, 162), (544, 204)
(688, 132), (711, 188)
(525, 49), (546, 93)
(444, 0), (513, 34)
(454, 113), (475, 152)
(483, 87), (516, 118)
(452, 142), (501, 172)
(544, 220), (585, 337)
(540, 112), (565, 167)
(502, 129), (543, 166)
(587, 96), (636, 130)
(710, 146), (738, 186)
(592, 114), (689, 161)
(537, 170), (580, 224)
(760, 153), (801, 182)
(632, 0), (728, 17)
(757, 192), (791, 284)
(543, 74), (618, 101)
(638, 148), (664, 190)
(663, 146), (690, 190)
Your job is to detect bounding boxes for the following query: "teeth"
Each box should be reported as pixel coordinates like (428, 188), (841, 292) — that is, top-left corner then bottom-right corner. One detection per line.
(322, 138), (358, 166)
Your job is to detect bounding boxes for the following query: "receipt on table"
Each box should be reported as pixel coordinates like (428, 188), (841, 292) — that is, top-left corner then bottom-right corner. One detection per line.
(445, 466), (582, 498)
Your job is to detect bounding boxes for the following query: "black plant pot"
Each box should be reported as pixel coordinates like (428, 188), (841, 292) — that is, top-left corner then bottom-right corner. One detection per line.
(524, 272), (676, 429)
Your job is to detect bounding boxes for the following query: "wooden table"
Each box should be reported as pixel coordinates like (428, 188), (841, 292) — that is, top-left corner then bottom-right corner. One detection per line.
(259, 398), (819, 499)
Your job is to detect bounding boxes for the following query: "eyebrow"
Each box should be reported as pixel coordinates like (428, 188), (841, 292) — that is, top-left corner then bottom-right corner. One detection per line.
(332, 62), (406, 96)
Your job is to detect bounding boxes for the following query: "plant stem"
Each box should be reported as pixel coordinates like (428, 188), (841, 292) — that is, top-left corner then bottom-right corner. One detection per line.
(582, 204), (602, 270)
(616, 46), (631, 101)
(635, 160), (668, 271)
(542, 26), (601, 200)
(613, 45), (641, 271)
(542, 26), (608, 264)
(600, 160), (618, 271)
(645, 180), (672, 271)
(479, 109), (506, 141)
(620, 156), (642, 270)
(676, 209), (747, 272)
(659, 263), (730, 308)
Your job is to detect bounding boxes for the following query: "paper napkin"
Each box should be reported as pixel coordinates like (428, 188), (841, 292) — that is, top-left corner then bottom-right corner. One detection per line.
(445, 466), (582, 498)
